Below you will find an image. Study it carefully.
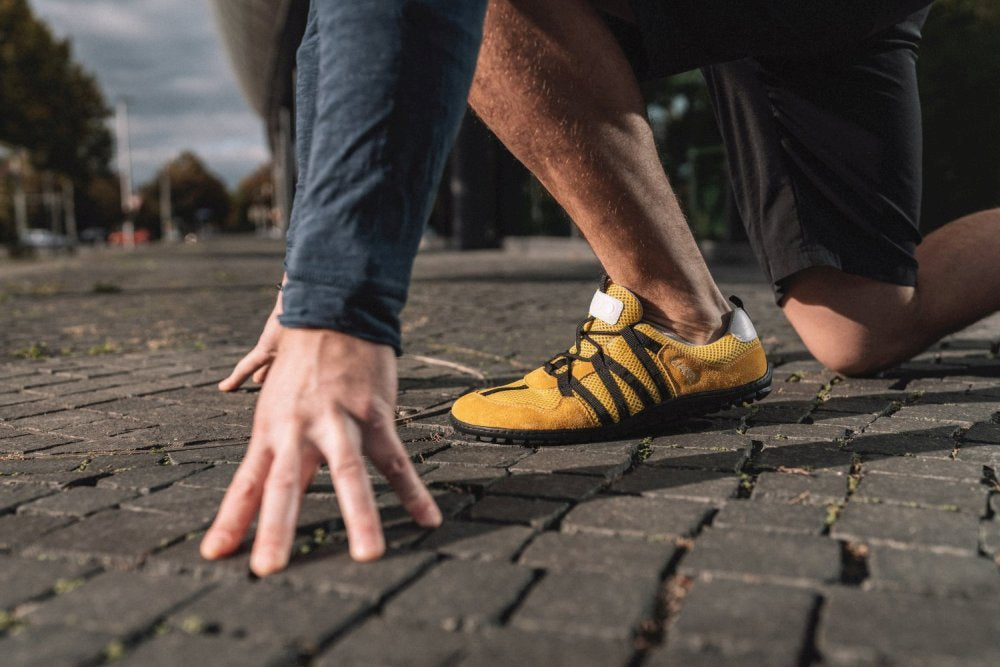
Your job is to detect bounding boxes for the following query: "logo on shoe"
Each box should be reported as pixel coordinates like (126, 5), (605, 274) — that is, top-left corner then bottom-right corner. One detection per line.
(670, 358), (699, 384)
(589, 291), (624, 326)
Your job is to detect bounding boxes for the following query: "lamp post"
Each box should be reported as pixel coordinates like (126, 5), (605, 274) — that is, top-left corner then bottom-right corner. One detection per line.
(115, 99), (136, 249)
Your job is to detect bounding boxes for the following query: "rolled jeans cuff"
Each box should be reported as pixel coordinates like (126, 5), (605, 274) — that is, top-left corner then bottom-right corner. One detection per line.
(277, 278), (405, 355)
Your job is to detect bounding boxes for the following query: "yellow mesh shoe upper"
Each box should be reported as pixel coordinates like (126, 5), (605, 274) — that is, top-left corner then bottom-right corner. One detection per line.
(450, 282), (768, 432)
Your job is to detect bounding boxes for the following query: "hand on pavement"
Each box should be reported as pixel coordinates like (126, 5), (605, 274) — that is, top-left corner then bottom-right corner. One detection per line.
(218, 289), (284, 391)
(201, 327), (443, 576)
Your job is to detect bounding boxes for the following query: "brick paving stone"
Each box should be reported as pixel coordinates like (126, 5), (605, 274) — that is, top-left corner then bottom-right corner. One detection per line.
(0, 484), (55, 513)
(165, 443), (248, 465)
(384, 558), (535, 630)
(753, 441), (855, 473)
(853, 473), (988, 514)
(641, 445), (747, 472)
(866, 548), (1000, 599)
(831, 503), (980, 556)
(650, 579), (817, 665)
(0, 400), (78, 421)
(7, 408), (103, 432)
(166, 581), (371, 652)
(562, 495), (712, 541)
(862, 455), (984, 483)
(486, 471), (605, 501)
(610, 466), (740, 503)
(679, 528), (841, 587)
(421, 462), (508, 489)
(962, 422), (1000, 444)
(650, 431), (751, 450)
(846, 431), (959, 459)
(519, 530), (676, 578)
(751, 471), (848, 505)
(18, 486), (137, 518)
(1, 456), (85, 477)
(51, 416), (155, 439)
(863, 417), (961, 436)
(119, 634), (297, 667)
(0, 431), (81, 454)
(143, 534), (253, 580)
(273, 546), (436, 601)
(420, 520), (535, 561)
(809, 411), (879, 431)
(817, 589), (1000, 665)
(508, 443), (637, 480)
(0, 626), (116, 667)
(981, 521), (1000, 560)
(25, 570), (208, 636)
(511, 570), (657, 640)
(0, 555), (96, 609)
(314, 618), (465, 667)
(426, 443), (531, 467)
(713, 500), (828, 535)
(177, 463), (238, 491)
(121, 485), (225, 521)
(23, 509), (207, 568)
(467, 495), (568, 528)
(457, 628), (634, 667)
(97, 463), (207, 493)
(893, 402), (1000, 426)
(0, 513), (73, 551)
(746, 423), (850, 440)
(954, 442), (1000, 466)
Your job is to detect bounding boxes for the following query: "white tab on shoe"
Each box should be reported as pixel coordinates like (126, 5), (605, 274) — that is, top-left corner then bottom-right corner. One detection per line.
(589, 290), (625, 326)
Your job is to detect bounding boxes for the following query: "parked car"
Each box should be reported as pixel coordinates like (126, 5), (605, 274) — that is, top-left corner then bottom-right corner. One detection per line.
(20, 229), (74, 249)
(79, 227), (108, 245)
(107, 229), (151, 246)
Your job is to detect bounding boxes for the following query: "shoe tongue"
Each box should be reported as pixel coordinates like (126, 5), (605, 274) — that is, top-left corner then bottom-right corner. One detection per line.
(587, 282), (644, 331)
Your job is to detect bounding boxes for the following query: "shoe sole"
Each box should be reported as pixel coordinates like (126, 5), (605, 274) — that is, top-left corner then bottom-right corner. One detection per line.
(450, 366), (773, 445)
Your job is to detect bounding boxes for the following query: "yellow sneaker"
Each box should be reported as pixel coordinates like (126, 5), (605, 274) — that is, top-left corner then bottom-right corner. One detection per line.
(450, 282), (771, 443)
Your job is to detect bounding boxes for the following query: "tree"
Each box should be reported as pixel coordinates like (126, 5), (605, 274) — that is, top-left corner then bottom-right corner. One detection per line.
(227, 163), (273, 232)
(0, 0), (113, 181)
(919, 0), (1000, 231)
(136, 152), (231, 236)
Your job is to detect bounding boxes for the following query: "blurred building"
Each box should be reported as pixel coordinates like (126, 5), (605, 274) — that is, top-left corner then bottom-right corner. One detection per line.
(210, 0), (308, 236)
(211, 0), (523, 248)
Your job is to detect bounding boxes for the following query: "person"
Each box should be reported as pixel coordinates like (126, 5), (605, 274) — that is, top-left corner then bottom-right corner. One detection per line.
(201, 0), (1000, 576)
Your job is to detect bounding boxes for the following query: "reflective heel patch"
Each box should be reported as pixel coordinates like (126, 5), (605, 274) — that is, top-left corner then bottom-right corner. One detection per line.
(589, 290), (625, 326)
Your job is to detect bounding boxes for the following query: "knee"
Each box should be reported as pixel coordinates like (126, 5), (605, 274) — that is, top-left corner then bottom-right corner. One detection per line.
(780, 267), (919, 376)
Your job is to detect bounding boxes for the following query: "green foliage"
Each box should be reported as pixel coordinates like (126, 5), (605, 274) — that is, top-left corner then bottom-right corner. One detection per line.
(135, 151), (232, 236)
(0, 0), (113, 180)
(919, 0), (1000, 230)
(227, 162), (273, 232)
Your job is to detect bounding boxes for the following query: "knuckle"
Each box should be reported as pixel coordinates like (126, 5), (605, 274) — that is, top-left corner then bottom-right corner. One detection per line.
(331, 456), (366, 479)
(264, 468), (300, 493)
(378, 452), (412, 481)
(229, 476), (260, 503)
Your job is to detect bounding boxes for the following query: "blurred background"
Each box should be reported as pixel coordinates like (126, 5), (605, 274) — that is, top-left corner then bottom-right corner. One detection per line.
(0, 0), (997, 257)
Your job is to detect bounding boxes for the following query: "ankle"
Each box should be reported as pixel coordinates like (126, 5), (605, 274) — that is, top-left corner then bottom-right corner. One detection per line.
(639, 301), (729, 345)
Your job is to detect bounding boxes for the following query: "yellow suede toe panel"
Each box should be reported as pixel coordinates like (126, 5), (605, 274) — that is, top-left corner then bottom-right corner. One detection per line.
(451, 389), (598, 431)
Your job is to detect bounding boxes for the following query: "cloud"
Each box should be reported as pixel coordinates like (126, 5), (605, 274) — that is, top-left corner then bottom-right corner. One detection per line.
(29, 0), (269, 187)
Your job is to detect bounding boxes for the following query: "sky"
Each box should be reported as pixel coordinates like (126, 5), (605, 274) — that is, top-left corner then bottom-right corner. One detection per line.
(30, 0), (270, 187)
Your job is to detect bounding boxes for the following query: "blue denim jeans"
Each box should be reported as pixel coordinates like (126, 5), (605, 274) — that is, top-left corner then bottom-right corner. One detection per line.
(279, 0), (488, 354)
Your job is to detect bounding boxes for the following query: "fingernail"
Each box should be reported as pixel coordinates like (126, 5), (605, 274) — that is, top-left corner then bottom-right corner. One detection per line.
(200, 533), (223, 559)
(351, 540), (385, 562)
(250, 552), (281, 576)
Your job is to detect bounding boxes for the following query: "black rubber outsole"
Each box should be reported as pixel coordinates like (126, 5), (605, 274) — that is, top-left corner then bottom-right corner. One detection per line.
(450, 366), (773, 445)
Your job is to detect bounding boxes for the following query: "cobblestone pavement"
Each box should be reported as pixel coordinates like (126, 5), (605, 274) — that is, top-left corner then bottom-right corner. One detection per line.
(1, 237), (999, 666)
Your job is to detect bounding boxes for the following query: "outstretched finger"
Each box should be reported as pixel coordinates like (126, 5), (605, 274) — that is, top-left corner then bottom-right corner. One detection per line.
(252, 363), (272, 386)
(316, 414), (385, 562)
(249, 435), (306, 576)
(367, 426), (441, 529)
(201, 444), (273, 560)
(219, 347), (272, 392)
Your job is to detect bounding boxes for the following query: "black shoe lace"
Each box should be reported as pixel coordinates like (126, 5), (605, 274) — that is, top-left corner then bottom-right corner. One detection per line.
(542, 316), (669, 426)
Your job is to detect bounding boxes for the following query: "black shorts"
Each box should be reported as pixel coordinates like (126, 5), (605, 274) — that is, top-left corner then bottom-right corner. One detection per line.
(605, 1), (934, 300)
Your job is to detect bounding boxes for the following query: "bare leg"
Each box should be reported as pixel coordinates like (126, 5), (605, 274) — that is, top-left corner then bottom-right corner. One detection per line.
(782, 208), (1000, 375)
(469, 0), (729, 344)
